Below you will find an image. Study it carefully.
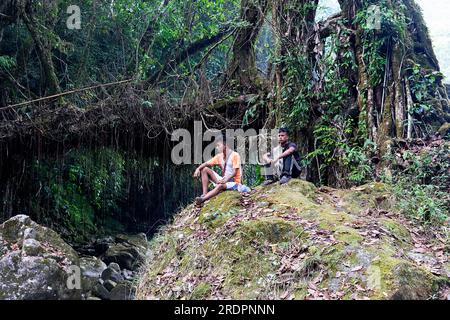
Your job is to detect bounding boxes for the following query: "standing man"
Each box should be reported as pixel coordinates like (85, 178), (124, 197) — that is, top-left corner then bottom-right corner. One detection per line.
(262, 128), (301, 185)
(193, 135), (248, 205)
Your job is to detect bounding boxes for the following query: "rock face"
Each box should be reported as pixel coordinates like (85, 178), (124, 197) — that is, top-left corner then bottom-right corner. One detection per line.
(102, 233), (150, 271)
(0, 215), (147, 300)
(0, 215), (81, 300)
(136, 180), (449, 300)
(79, 256), (107, 293)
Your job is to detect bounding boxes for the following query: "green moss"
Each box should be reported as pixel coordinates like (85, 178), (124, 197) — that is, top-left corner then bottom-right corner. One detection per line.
(364, 244), (436, 300)
(238, 218), (303, 244)
(365, 253), (403, 299)
(263, 187), (318, 212)
(380, 218), (412, 243)
(320, 243), (348, 272)
(201, 234), (276, 299)
(316, 209), (353, 231)
(199, 191), (242, 228)
(136, 179), (442, 301)
(191, 283), (212, 299)
(390, 263), (437, 299)
(334, 225), (363, 245)
(146, 235), (178, 276)
(337, 182), (395, 215)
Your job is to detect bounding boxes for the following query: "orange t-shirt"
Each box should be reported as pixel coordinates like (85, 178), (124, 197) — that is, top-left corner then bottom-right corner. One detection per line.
(207, 151), (242, 184)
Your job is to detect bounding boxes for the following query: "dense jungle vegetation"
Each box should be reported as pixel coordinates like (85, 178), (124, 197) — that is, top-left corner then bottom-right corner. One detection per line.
(0, 0), (449, 243)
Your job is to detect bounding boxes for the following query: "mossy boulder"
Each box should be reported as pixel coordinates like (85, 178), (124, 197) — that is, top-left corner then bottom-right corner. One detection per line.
(336, 182), (395, 215)
(199, 191), (242, 228)
(0, 215), (81, 300)
(238, 218), (303, 244)
(136, 180), (447, 300)
(380, 218), (412, 243)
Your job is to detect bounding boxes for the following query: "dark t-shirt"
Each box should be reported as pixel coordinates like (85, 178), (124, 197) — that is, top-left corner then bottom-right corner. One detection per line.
(282, 142), (301, 165)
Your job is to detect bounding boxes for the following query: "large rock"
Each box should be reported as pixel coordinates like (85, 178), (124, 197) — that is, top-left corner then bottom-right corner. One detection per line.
(136, 180), (448, 300)
(0, 215), (81, 300)
(102, 233), (149, 271)
(110, 281), (136, 300)
(79, 256), (107, 293)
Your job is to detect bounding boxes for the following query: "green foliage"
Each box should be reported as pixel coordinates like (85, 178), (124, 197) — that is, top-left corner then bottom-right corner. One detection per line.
(354, 1), (402, 84)
(0, 56), (16, 71)
(1, 0), (240, 104)
(393, 180), (448, 224)
(388, 143), (450, 225)
(307, 118), (375, 185)
(34, 148), (126, 241)
(342, 140), (375, 184)
(354, 0), (407, 86)
(407, 63), (445, 117)
(278, 53), (312, 129)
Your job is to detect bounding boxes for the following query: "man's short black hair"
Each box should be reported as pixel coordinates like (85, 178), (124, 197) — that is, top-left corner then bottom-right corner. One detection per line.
(279, 127), (290, 135)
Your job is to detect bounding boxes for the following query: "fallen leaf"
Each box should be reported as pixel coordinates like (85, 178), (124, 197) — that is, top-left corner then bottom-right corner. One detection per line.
(351, 265), (363, 272)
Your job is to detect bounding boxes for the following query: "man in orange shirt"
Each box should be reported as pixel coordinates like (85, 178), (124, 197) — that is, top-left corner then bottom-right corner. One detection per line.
(193, 135), (248, 205)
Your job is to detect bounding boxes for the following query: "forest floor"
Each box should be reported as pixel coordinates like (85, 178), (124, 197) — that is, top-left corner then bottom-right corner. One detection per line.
(136, 180), (449, 300)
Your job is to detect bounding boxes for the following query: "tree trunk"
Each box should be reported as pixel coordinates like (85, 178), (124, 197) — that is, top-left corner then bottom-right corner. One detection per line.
(338, 0), (449, 150)
(18, 0), (60, 95)
(225, 0), (269, 92)
(272, 0), (319, 100)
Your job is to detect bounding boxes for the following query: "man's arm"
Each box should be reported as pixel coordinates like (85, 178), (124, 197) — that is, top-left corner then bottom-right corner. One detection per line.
(218, 168), (238, 184)
(271, 146), (296, 164)
(262, 152), (271, 164)
(193, 161), (211, 178)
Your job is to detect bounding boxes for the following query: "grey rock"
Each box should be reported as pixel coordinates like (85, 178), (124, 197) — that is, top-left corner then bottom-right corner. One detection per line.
(23, 228), (37, 240)
(108, 262), (121, 273)
(102, 234), (149, 271)
(101, 267), (124, 283)
(0, 215), (80, 300)
(122, 269), (135, 280)
(104, 280), (117, 291)
(21, 239), (43, 256)
(80, 256), (107, 292)
(80, 256), (107, 278)
(109, 282), (136, 300)
(92, 283), (110, 300)
(116, 233), (148, 248)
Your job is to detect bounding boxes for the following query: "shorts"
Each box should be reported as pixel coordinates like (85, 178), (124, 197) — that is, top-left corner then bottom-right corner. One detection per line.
(211, 171), (250, 192)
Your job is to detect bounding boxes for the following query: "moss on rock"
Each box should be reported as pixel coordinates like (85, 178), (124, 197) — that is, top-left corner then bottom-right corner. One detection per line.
(191, 282), (212, 299)
(199, 191), (242, 228)
(380, 218), (412, 243)
(238, 218), (303, 244)
(337, 182), (396, 215)
(136, 180), (446, 300)
(334, 226), (363, 245)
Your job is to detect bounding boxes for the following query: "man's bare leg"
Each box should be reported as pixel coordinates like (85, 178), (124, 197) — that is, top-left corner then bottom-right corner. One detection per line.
(200, 167), (220, 196)
(197, 184), (226, 204)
